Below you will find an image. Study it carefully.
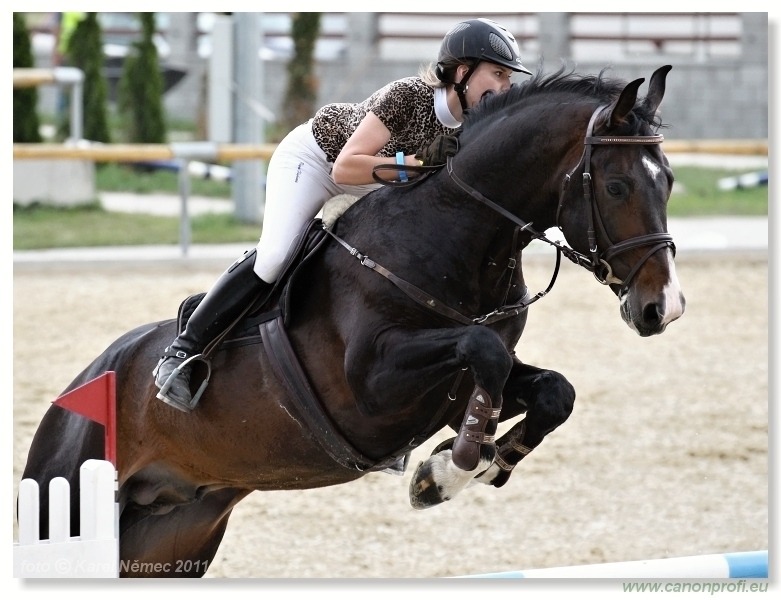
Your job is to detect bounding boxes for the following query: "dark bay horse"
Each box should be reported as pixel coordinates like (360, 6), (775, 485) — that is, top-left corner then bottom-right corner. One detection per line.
(20, 65), (684, 577)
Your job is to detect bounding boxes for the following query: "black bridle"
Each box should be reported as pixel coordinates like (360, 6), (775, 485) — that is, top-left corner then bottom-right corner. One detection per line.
(559, 104), (675, 288)
(448, 104), (676, 292)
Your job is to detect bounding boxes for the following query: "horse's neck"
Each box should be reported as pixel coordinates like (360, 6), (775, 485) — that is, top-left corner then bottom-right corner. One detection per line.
(459, 99), (593, 232)
(444, 161), (560, 238)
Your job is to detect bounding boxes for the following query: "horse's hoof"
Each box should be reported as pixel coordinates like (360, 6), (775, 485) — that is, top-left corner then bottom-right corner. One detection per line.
(490, 469), (512, 488)
(409, 459), (450, 510)
(473, 463), (512, 488)
(410, 449), (493, 509)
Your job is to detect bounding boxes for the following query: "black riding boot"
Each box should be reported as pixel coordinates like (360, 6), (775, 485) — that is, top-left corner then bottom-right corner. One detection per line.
(154, 249), (269, 412)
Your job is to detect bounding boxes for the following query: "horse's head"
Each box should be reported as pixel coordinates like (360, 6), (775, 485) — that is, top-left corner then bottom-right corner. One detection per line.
(556, 65), (685, 336)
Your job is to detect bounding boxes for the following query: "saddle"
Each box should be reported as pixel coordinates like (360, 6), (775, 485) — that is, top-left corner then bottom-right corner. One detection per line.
(176, 217), (328, 341)
(176, 194), (359, 338)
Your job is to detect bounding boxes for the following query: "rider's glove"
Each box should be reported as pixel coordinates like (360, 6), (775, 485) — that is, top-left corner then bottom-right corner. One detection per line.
(415, 135), (459, 166)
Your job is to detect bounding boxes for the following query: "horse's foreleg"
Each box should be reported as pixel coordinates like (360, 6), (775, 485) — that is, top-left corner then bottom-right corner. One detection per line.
(475, 359), (576, 488)
(408, 326), (512, 509)
(450, 384), (502, 470)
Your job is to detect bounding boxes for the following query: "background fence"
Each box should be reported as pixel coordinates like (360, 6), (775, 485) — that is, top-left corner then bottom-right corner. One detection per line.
(17, 12), (768, 240)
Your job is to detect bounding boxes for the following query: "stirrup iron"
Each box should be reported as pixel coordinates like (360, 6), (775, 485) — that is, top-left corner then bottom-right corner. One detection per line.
(156, 353), (212, 412)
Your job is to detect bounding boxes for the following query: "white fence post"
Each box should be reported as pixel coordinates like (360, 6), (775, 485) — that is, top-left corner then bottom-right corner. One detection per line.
(14, 460), (119, 578)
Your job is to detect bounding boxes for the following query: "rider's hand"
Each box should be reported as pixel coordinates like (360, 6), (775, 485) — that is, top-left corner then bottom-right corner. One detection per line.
(415, 135), (459, 166)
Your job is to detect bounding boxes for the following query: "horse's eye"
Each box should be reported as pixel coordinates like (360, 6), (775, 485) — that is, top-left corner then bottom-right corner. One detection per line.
(606, 182), (627, 198)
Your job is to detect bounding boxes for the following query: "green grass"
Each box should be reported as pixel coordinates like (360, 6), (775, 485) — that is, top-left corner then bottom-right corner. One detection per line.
(96, 163), (233, 197)
(12, 203), (262, 250)
(668, 166), (767, 216)
(13, 164), (767, 250)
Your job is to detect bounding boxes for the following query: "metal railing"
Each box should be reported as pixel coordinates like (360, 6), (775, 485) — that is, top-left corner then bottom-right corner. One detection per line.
(13, 67), (84, 140)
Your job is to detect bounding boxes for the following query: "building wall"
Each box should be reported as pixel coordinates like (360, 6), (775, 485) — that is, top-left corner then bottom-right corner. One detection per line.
(251, 13), (767, 141)
(253, 59), (767, 142)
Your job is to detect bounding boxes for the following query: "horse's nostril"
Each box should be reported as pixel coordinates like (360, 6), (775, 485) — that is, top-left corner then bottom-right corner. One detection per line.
(642, 302), (663, 325)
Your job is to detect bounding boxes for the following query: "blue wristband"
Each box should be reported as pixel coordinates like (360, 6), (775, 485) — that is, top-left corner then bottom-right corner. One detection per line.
(396, 151), (408, 182)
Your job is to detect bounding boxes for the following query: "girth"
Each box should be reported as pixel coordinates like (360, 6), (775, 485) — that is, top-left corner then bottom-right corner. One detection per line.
(259, 316), (382, 471)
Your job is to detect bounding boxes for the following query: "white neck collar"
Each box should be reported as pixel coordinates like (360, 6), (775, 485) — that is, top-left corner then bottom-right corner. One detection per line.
(435, 87), (461, 129)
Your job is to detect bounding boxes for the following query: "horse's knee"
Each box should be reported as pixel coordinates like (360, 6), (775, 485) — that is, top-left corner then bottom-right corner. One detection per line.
(528, 370), (576, 432)
(456, 327), (513, 384)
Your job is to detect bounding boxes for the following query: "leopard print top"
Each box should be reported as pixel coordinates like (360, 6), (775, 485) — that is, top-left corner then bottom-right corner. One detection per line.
(311, 77), (458, 163)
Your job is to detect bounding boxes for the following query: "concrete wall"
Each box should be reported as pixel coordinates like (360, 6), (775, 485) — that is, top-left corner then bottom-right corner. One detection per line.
(13, 160), (96, 206)
(254, 58), (767, 142)
(249, 12), (767, 141)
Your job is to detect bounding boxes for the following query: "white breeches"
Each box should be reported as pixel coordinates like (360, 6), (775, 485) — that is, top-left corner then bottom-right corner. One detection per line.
(253, 122), (380, 282)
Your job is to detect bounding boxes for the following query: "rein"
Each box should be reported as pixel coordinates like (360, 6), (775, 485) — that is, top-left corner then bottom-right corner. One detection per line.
(371, 162), (440, 187)
(324, 226), (542, 327)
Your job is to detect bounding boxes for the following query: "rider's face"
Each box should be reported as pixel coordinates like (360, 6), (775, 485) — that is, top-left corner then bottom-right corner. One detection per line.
(459, 62), (514, 108)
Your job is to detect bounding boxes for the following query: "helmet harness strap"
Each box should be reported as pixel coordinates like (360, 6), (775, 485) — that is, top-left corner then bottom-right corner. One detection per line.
(453, 61), (479, 111)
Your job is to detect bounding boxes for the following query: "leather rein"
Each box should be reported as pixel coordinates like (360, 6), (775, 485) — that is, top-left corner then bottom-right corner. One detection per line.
(325, 225), (538, 327)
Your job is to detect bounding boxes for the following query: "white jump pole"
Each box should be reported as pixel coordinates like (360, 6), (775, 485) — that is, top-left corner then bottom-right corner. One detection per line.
(459, 550), (769, 579)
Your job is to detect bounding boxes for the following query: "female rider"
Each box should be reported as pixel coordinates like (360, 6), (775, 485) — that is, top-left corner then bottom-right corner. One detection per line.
(154, 17), (533, 412)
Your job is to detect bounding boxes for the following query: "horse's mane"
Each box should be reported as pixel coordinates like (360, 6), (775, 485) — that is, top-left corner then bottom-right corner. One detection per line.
(461, 65), (663, 134)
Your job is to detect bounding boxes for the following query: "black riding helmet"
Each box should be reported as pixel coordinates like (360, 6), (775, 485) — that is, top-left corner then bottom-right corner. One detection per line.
(436, 18), (532, 110)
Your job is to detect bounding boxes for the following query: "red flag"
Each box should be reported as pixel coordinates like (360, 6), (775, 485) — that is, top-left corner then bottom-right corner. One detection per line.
(52, 371), (117, 466)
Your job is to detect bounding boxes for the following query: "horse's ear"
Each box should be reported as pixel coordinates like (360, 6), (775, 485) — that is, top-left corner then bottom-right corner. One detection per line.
(642, 65), (673, 115)
(607, 77), (644, 126)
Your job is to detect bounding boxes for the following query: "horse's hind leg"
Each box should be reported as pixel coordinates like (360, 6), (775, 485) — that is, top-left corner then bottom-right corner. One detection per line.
(119, 487), (249, 578)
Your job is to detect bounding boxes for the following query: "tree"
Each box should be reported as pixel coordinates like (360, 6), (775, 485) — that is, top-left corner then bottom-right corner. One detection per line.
(61, 13), (111, 142)
(280, 13), (321, 137)
(118, 13), (167, 143)
(13, 13), (42, 143)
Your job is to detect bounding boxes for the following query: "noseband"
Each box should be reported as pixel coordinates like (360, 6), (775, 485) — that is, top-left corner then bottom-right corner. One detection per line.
(447, 104), (675, 292)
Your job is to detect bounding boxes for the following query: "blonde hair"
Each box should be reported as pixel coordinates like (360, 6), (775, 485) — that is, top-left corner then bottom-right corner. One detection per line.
(418, 58), (475, 88)
(419, 63), (445, 87)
